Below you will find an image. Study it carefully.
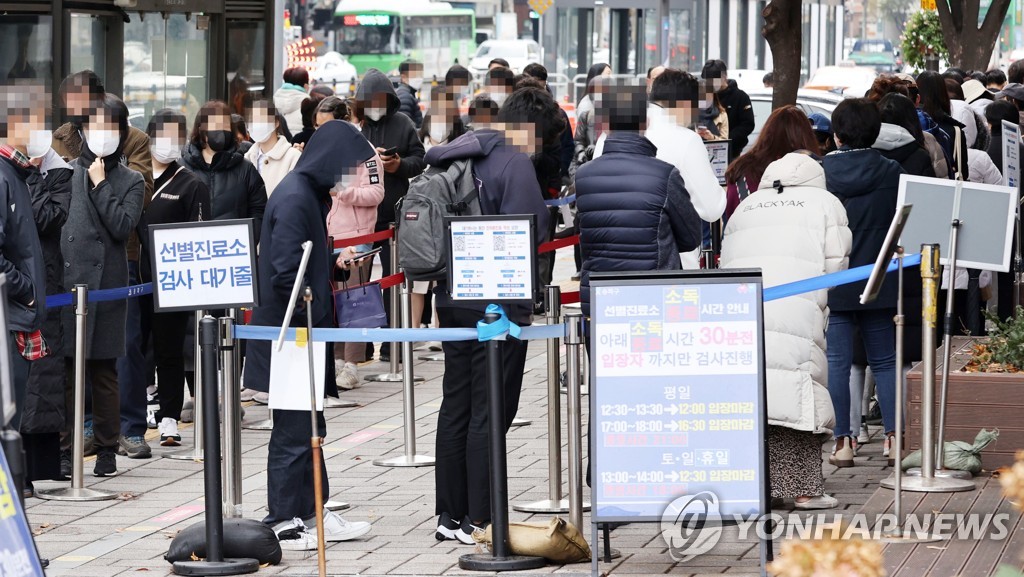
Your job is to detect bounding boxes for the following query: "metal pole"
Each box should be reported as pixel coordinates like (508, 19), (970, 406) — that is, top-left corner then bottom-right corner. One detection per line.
(220, 316), (242, 518)
(373, 279), (433, 467)
(303, 288), (327, 577)
(565, 311), (586, 532)
(36, 285), (116, 502)
(367, 224), (405, 382)
(167, 312), (205, 461)
(881, 249), (905, 537)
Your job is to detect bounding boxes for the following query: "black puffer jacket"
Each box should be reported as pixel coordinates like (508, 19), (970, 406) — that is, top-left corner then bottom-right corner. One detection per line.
(718, 80), (755, 159)
(21, 153), (72, 435)
(574, 132), (701, 316)
(823, 147), (903, 311)
(355, 69), (426, 225)
(181, 144), (266, 243)
(395, 82), (423, 129)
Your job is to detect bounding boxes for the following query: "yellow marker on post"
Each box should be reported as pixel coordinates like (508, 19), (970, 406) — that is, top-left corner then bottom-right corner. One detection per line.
(295, 327), (308, 348)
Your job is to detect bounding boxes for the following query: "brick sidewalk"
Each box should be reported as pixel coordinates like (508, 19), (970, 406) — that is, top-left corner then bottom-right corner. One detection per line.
(26, 336), (900, 577)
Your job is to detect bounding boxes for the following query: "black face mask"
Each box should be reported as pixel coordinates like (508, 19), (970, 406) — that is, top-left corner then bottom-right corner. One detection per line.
(206, 130), (233, 152)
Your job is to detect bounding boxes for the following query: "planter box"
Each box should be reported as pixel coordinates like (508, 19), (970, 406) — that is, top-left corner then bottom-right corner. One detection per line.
(906, 336), (1024, 471)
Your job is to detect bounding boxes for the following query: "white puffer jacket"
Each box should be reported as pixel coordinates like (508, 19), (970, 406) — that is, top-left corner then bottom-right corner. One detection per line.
(720, 153), (852, 435)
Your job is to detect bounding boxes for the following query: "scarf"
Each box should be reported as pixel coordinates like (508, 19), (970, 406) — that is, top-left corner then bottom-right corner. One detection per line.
(0, 144), (31, 169)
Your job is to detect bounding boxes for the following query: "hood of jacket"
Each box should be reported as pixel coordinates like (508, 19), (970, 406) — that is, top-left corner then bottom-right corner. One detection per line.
(873, 123), (917, 151)
(823, 147), (898, 199)
(182, 142), (243, 172)
(424, 128), (504, 166)
(293, 120), (376, 194)
(272, 84), (307, 115)
(355, 68), (400, 117)
(758, 152), (826, 190)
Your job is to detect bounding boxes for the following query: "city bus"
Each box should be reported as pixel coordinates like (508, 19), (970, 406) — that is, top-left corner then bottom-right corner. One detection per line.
(333, 0), (476, 81)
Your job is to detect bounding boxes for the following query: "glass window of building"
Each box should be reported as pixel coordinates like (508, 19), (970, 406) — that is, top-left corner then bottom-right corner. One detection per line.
(227, 21), (267, 117)
(70, 13), (106, 81)
(0, 15), (52, 87)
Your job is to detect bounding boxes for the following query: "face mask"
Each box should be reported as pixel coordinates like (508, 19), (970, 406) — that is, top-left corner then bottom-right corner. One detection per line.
(150, 137), (181, 164)
(364, 107), (386, 122)
(429, 121), (449, 144)
(206, 130), (233, 152)
(248, 122), (276, 144)
(699, 99), (712, 109)
(84, 128), (119, 158)
(27, 129), (52, 159)
(408, 77), (424, 91)
(491, 92), (508, 107)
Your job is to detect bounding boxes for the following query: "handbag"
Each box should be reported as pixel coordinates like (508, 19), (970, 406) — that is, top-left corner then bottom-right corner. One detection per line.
(472, 517), (590, 564)
(334, 279), (387, 329)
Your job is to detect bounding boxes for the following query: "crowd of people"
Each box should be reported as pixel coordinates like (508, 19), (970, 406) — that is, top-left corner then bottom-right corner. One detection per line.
(2, 54), (1023, 554)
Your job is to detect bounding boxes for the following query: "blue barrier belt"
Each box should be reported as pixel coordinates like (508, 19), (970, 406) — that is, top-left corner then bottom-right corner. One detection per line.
(44, 283), (153, 308)
(235, 322), (563, 344)
(763, 254), (922, 302)
(476, 304), (522, 341)
(545, 194), (576, 207)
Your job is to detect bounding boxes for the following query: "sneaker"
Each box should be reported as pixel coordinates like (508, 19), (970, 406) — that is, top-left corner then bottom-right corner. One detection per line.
(883, 434), (892, 457)
(828, 436), (855, 468)
(93, 448), (117, 477)
(181, 397), (194, 423)
(337, 362), (361, 390)
(117, 435), (152, 459)
(253, 392), (270, 405)
(58, 449), (71, 480)
(857, 424), (870, 445)
(159, 418), (181, 447)
(240, 388), (259, 402)
(83, 420), (95, 457)
(794, 494), (839, 510)
(274, 518), (318, 551)
(850, 436), (860, 457)
(147, 409), (157, 429)
(456, 516), (484, 545)
(305, 509), (371, 542)
(435, 512), (461, 541)
(884, 433), (897, 467)
(146, 384), (159, 404)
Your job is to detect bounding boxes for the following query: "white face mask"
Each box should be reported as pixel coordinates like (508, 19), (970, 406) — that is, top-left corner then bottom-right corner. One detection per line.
(150, 137), (181, 164)
(27, 129), (52, 159)
(248, 121), (276, 144)
(490, 92), (508, 107)
(699, 99), (712, 109)
(84, 128), (119, 159)
(364, 107), (386, 122)
(429, 121), (450, 144)
(408, 77), (424, 91)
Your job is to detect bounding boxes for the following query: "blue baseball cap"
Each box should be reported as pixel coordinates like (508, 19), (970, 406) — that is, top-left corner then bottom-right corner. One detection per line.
(807, 112), (831, 135)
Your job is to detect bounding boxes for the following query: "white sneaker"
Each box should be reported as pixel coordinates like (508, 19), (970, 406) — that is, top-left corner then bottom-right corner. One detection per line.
(857, 424), (870, 445)
(337, 362), (361, 390)
(274, 518), (318, 551)
(253, 391), (270, 405)
(305, 509), (371, 542)
(240, 388), (259, 402)
(158, 418), (181, 447)
(146, 409), (157, 429)
(794, 494), (839, 510)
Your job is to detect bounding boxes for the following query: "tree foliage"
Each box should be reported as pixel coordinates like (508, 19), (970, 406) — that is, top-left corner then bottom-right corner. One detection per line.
(900, 10), (948, 71)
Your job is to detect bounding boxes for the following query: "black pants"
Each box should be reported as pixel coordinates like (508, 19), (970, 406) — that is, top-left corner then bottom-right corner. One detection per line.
(62, 358), (119, 451)
(264, 409), (329, 526)
(434, 306), (528, 522)
(152, 311), (190, 422)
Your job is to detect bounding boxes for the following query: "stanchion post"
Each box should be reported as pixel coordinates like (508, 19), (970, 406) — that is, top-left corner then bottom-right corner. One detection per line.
(37, 285), (116, 502)
(171, 317), (258, 576)
(565, 311), (586, 532)
(459, 312), (546, 572)
(366, 224), (403, 383)
(220, 316), (242, 518)
(373, 279), (433, 467)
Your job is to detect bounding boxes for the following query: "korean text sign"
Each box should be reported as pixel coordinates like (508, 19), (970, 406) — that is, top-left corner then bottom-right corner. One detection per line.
(0, 447), (45, 577)
(149, 219), (259, 312)
(445, 215), (537, 304)
(1002, 120), (1020, 189)
(704, 140), (731, 186)
(590, 271), (767, 522)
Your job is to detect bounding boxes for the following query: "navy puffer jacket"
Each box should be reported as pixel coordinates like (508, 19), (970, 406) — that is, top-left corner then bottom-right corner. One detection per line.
(575, 132), (701, 316)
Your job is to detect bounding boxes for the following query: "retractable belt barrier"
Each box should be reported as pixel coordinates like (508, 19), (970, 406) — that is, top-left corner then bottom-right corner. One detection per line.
(44, 283), (153, 308)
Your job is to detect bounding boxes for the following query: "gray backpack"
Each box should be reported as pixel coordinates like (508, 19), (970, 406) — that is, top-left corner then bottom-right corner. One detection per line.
(396, 158), (481, 281)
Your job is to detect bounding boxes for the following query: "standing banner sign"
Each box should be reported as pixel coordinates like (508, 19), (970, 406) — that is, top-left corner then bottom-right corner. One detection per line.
(704, 140), (731, 186)
(0, 447), (45, 577)
(149, 219), (259, 312)
(1002, 120), (1020, 189)
(445, 215), (537, 304)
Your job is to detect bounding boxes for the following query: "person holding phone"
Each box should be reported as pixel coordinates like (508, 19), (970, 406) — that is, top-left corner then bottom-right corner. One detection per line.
(352, 68), (426, 362)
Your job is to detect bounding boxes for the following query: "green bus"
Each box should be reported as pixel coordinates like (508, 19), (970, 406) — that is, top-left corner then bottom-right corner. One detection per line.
(333, 0), (476, 80)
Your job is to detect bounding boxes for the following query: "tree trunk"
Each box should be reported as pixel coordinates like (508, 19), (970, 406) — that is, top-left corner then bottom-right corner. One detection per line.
(763, 0), (802, 108)
(935, 0), (1012, 70)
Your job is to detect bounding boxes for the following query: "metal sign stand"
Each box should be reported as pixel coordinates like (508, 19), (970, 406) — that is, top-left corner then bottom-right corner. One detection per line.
(303, 288), (328, 577)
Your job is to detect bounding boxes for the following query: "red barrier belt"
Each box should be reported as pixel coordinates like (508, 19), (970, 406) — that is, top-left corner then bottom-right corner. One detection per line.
(333, 229), (395, 249)
(378, 272), (406, 290)
(538, 235), (579, 254)
(561, 291), (581, 305)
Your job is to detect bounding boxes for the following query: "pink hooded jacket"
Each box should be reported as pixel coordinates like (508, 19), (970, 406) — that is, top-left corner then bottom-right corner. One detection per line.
(326, 148), (385, 244)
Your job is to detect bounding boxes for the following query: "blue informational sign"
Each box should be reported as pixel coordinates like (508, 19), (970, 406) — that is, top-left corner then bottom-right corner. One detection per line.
(0, 446), (45, 577)
(590, 271), (768, 522)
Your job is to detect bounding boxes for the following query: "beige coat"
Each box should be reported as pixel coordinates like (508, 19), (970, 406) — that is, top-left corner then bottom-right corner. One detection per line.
(244, 135), (301, 196)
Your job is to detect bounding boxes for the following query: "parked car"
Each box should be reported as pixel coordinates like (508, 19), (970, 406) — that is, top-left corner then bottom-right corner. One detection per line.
(469, 39), (541, 73)
(804, 64), (878, 98)
(848, 38), (901, 73)
(743, 88), (847, 152)
(730, 68), (771, 93)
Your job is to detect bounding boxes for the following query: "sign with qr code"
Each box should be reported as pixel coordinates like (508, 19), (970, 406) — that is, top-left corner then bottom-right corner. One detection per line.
(445, 215), (537, 304)
(149, 219), (260, 312)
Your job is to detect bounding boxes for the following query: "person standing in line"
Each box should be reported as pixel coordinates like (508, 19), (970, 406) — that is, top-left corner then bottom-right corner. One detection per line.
(395, 59), (424, 129)
(61, 94), (145, 477)
(243, 121), (372, 550)
(700, 59), (755, 161)
(244, 100), (301, 196)
(721, 152), (851, 509)
(273, 67), (310, 135)
(353, 68), (426, 362)
(138, 109), (210, 446)
(821, 98), (902, 469)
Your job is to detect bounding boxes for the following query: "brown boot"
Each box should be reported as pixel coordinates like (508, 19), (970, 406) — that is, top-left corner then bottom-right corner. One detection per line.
(829, 436), (855, 468)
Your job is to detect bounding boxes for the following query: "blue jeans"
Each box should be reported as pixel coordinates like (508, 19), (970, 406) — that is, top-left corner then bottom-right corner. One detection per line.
(118, 262), (148, 438)
(826, 309), (897, 438)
